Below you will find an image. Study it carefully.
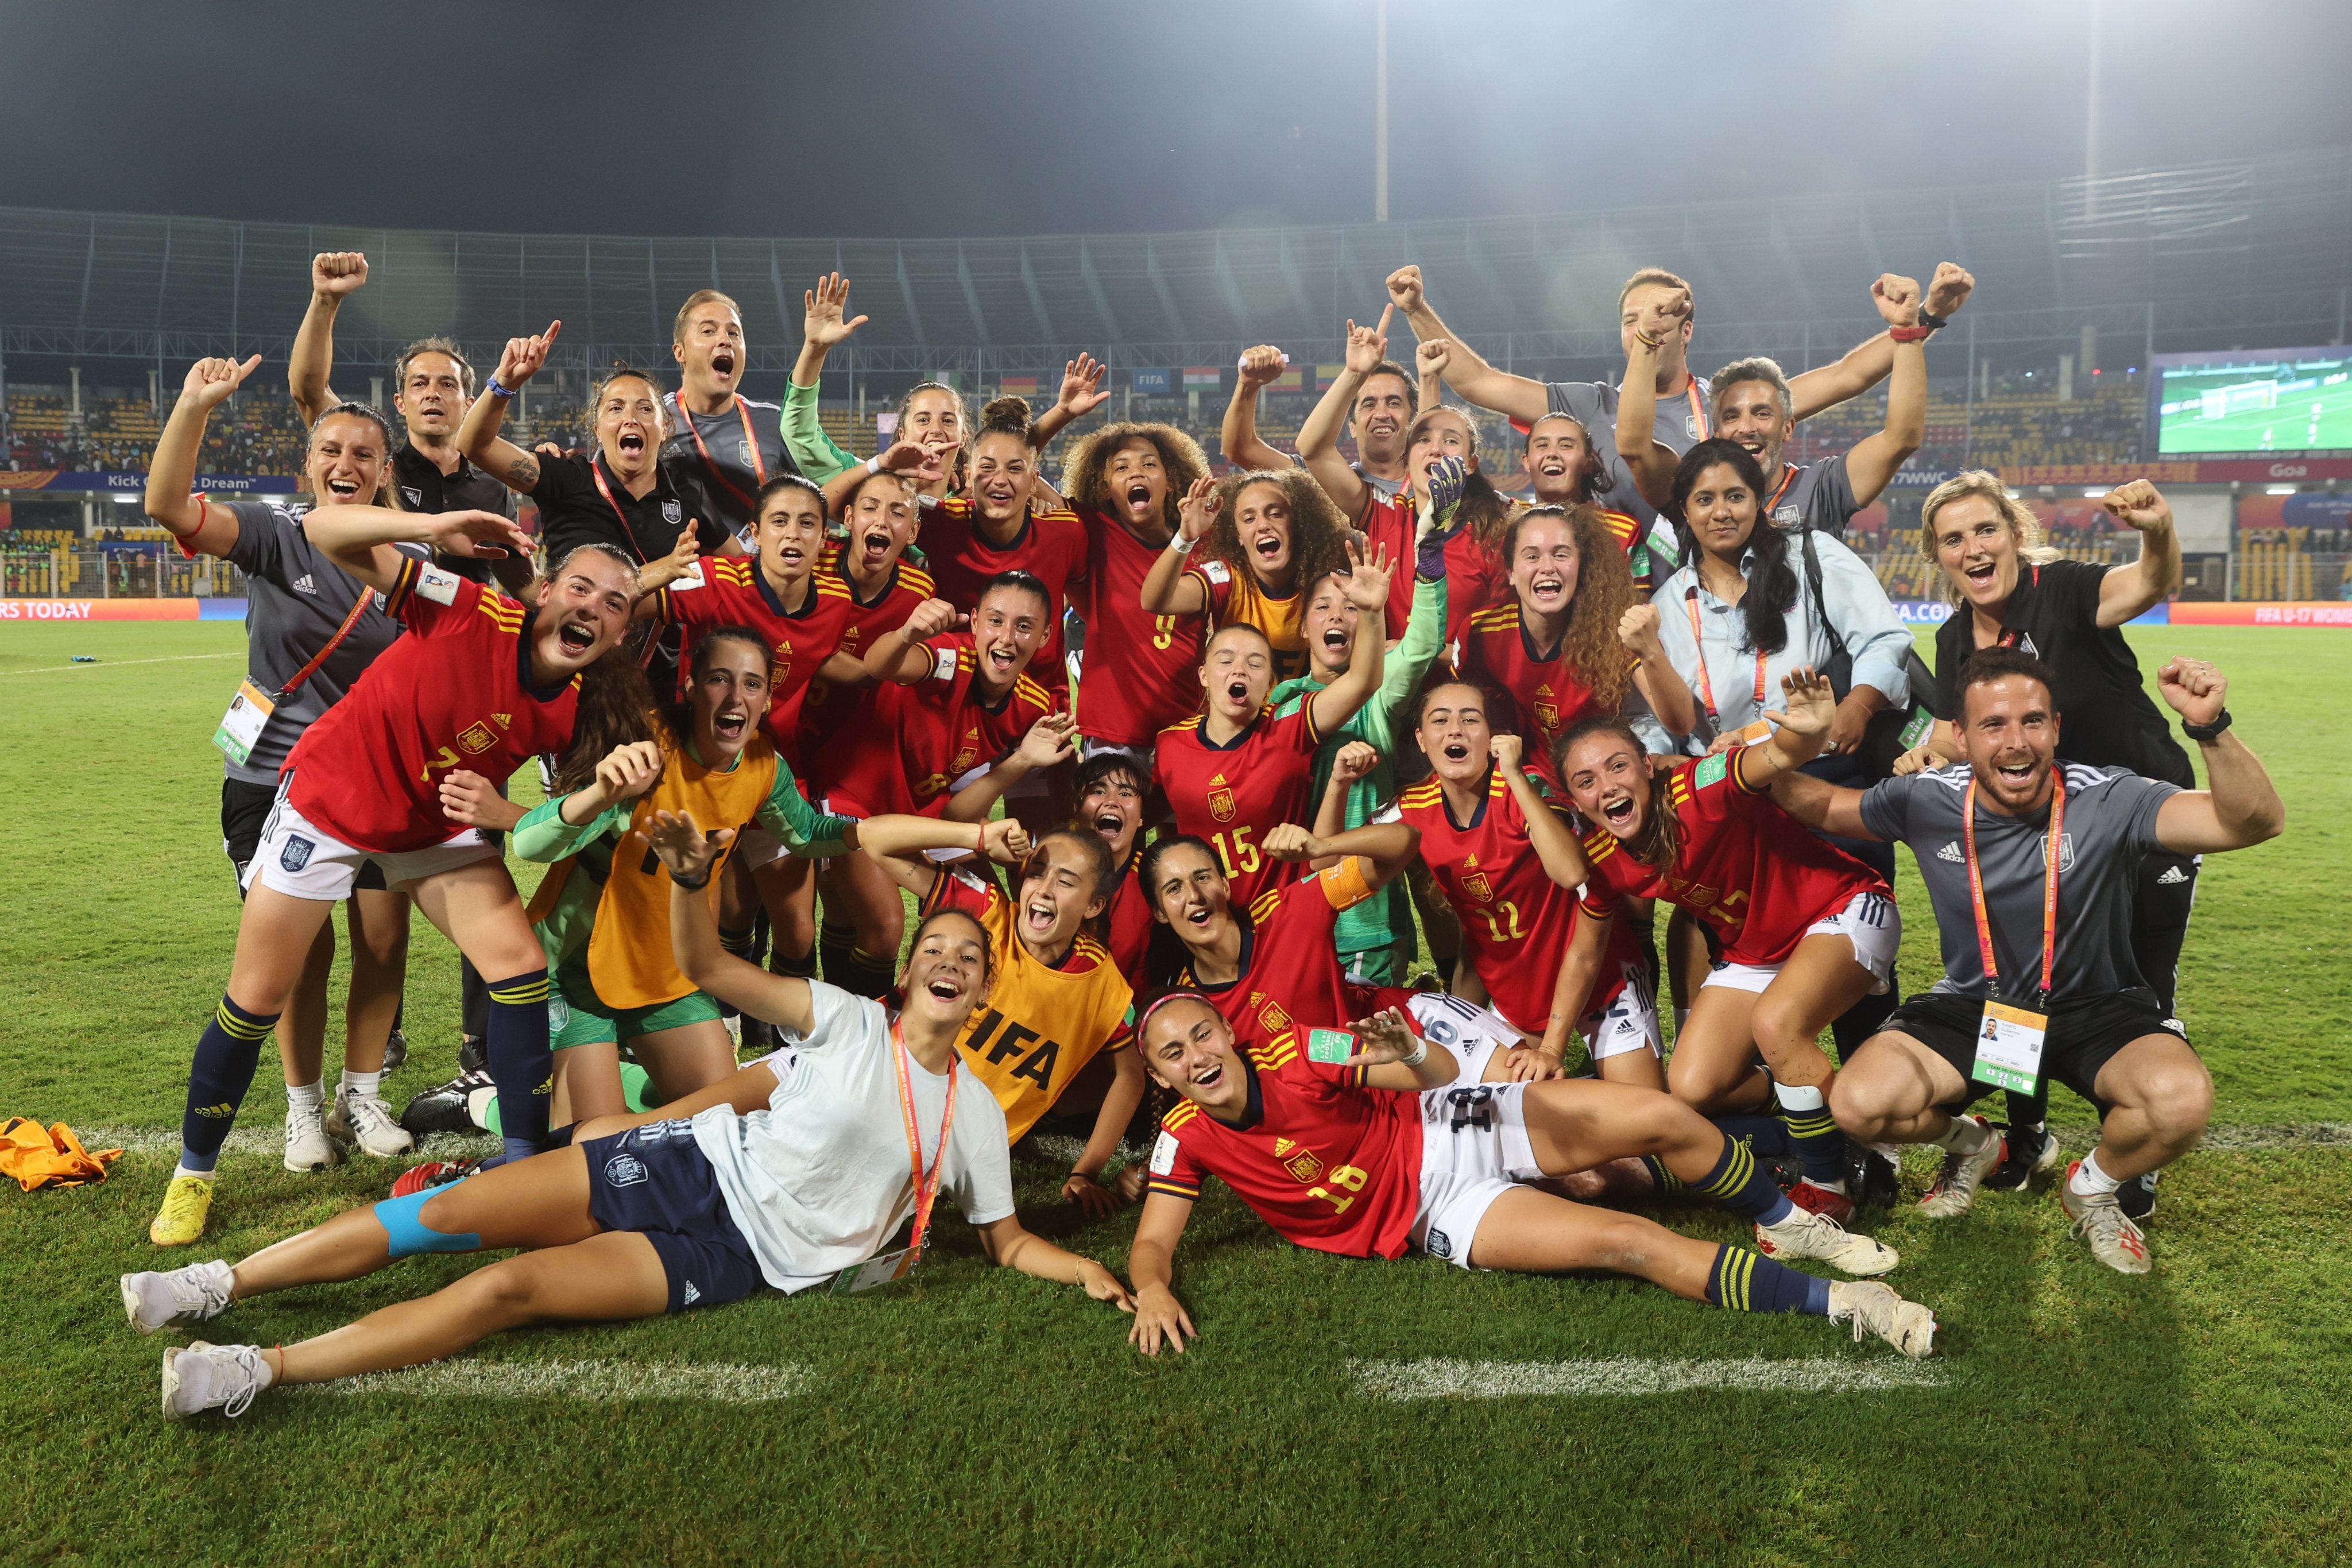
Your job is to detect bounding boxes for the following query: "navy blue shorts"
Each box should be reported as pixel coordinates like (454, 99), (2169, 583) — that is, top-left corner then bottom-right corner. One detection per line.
(582, 1121), (763, 1314)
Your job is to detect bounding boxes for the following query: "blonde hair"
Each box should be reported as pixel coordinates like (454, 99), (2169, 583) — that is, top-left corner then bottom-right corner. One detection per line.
(1918, 470), (2061, 606)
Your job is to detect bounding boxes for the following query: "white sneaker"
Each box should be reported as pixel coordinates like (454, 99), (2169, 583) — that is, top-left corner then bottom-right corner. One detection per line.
(1827, 1280), (1937, 1359)
(1756, 1206), (1900, 1276)
(122, 1260), (235, 1334)
(284, 1100), (342, 1172)
(1918, 1116), (2005, 1219)
(2059, 1163), (2153, 1275)
(327, 1089), (415, 1159)
(161, 1341), (273, 1418)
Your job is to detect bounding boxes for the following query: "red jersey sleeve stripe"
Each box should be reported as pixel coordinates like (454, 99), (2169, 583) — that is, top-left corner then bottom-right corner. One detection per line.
(380, 552), (423, 617)
(1730, 747), (1770, 795)
(1146, 1177), (1204, 1201)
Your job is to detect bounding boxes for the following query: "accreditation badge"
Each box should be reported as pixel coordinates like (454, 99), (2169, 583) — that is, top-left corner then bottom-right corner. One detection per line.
(212, 679), (277, 766)
(1970, 1000), (2048, 1094)
(830, 1246), (917, 1295)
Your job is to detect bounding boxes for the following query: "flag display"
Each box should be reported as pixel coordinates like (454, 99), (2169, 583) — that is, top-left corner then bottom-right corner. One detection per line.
(1183, 367), (1222, 389)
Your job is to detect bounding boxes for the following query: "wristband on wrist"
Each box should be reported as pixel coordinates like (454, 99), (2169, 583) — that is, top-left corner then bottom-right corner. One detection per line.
(1169, 532), (1197, 555)
(1633, 330), (1662, 350)
(2181, 708), (2232, 743)
(486, 378), (517, 400)
(864, 454), (883, 475)
(670, 866), (710, 892)
(1917, 307), (1949, 331)
(1887, 324), (1933, 344)
(1398, 1035), (1428, 1069)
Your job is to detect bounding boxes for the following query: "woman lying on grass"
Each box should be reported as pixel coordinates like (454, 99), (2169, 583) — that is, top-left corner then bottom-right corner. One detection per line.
(121, 812), (1135, 1418)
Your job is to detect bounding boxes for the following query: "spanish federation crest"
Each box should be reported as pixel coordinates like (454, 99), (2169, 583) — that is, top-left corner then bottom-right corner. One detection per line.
(1461, 870), (1494, 904)
(662, 498), (683, 526)
(1207, 772), (1236, 823)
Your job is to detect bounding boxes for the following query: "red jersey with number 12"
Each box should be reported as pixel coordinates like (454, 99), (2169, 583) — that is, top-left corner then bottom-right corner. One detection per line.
(1579, 751), (1885, 966)
(284, 560), (580, 854)
(1146, 1041), (1424, 1259)
(1152, 697), (1323, 911)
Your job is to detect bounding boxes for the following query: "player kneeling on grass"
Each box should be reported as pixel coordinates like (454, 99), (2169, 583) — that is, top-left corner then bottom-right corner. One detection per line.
(1122, 994), (1936, 1362)
(1770, 649), (2283, 1273)
(123, 811), (1133, 1419)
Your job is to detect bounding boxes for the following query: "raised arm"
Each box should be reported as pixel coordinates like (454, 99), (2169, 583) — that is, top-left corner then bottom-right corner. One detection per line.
(1728, 668), (1836, 792)
(288, 251), (367, 427)
(1294, 313), (1386, 522)
(644, 808), (818, 1037)
(1788, 263), (1973, 419)
(1385, 265), (1549, 424)
(1138, 477), (1216, 615)
(303, 504), (531, 596)
(1614, 289), (1690, 513)
(2095, 480), (2184, 627)
(1031, 354), (1111, 450)
(144, 355), (263, 554)
(1306, 742), (1374, 866)
(783, 274), (869, 483)
(1489, 734), (1588, 888)
(456, 320), (562, 494)
(1220, 346), (1294, 474)
(1262, 815), (1421, 894)
(510, 741), (664, 861)
(1305, 540), (1392, 734)
(1620, 601), (1697, 739)
(1839, 274), (1929, 506)
(943, 714), (1077, 823)
(861, 595), (965, 684)
(1415, 338), (1449, 416)
(2150, 659), (2285, 853)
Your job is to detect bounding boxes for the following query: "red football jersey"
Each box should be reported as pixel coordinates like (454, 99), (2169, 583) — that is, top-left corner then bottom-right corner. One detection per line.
(797, 554), (933, 799)
(1394, 766), (1637, 1036)
(1452, 601), (1624, 788)
(916, 495), (1087, 706)
(1354, 491), (1421, 639)
(1579, 750), (1886, 966)
(284, 559), (580, 854)
(1071, 507), (1204, 747)
(1100, 846), (1156, 991)
(1152, 696), (1323, 911)
(654, 556), (855, 765)
(822, 633), (1053, 818)
(1144, 1038), (1425, 1260)
(1440, 526), (1509, 644)
(1172, 862), (1375, 1055)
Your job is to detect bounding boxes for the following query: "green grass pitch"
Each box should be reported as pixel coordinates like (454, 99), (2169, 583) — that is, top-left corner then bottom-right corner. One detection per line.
(2, 621), (2348, 1565)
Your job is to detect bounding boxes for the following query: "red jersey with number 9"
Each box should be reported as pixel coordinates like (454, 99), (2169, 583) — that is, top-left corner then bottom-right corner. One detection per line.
(284, 559), (581, 854)
(1578, 750), (1886, 966)
(1071, 506), (1205, 748)
(1145, 1042), (1424, 1259)
(1152, 696), (1323, 911)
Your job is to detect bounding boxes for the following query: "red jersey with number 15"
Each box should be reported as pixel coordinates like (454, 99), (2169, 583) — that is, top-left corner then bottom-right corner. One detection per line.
(1071, 506), (1204, 748)
(1152, 696), (1323, 911)
(1578, 750), (1886, 967)
(284, 559), (580, 854)
(1146, 1040), (1424, 1260)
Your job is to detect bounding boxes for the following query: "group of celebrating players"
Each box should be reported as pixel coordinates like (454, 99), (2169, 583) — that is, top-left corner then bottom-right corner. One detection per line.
(112, 249), (2284, 1419)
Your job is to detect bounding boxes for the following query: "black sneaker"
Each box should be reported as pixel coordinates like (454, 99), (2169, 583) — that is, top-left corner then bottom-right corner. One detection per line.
(2117, 1169), (2159, 1221)
(739, 1018), (778, 1055)
(1846, 1143), (1902, 1211)
(400, 1069), (495, 1136)
(457, 1033), (488, 1074)
(381, 1027), (409, 1074)
(1984, 1121), (2061, 1191)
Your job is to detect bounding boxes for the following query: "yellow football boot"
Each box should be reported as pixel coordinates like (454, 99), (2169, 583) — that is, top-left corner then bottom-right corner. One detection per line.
(149, 1174), (215, 1246)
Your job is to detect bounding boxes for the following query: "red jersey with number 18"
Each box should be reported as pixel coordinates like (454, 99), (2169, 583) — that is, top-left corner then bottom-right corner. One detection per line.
(284, 559), (581, 854)
(1071, 507), (1204, 748)
(1578, 750), (1886, 966)
(1145, 1039), (1424, 1259)
(1152, 696), (1323, 911)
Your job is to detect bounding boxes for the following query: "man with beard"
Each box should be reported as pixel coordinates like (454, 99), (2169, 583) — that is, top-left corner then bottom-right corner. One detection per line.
(663, 290), (794, 545)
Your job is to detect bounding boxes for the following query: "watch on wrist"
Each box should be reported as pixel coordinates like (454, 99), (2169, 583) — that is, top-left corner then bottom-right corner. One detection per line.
(1916, 307), (1948, 331)
(2181, 708), (2232, 743)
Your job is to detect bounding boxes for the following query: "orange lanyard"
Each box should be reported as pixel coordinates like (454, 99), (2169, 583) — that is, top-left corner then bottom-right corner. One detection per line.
(891, 1021), (960, 1265)
(587, 455), (652, 565)
(273, 566), (377, 700)
(1963, 773), (2064, 1005)
(673, 393), (766, 511)
(1683, 586), (1767, 723)
(1764, 464), (1797, 515)
(1684, 379), (1711, 441)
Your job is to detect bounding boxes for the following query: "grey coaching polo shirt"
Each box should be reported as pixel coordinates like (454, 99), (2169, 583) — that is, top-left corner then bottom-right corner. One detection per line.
(212, 498), (420, 786)
(662, 392), (791, 537)
(1859, 762), (2180, 1001)
(1765, 454), (1861, 537)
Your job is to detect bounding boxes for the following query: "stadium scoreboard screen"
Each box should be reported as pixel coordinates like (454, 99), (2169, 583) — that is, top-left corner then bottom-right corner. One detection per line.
(2153, 347), (2352, 456)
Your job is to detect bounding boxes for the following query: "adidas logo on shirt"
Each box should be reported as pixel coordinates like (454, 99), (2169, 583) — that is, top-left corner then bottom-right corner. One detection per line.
(2157, 865), (2188, 885)
(291, 574), (317, 595)
(1936, 842), (1963, 863)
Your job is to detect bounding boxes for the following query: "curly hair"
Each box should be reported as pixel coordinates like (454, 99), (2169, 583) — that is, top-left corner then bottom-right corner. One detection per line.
(1503, 503), (1638, 711)
(1207, 467), (1350, 598)
(1059, 422), (1209, 536)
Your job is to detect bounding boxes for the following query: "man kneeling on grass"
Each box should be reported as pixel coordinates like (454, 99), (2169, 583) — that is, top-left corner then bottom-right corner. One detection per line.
(120, 810), (1134, 1419)
(1122, 993), (1938, 1360)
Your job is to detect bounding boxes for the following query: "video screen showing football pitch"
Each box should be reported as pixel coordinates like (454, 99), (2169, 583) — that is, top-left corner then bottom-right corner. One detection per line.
(2156, 350), (2352, 455)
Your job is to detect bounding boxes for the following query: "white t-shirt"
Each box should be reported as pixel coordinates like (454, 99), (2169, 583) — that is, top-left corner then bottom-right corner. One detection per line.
(691, 981), (1016, 1292)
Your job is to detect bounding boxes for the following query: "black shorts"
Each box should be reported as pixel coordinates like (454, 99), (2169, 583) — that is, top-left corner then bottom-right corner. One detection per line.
(1882, 989), (2189, 1116)
(582, 1121), (763, 1314)
(222, 778), (386, 896)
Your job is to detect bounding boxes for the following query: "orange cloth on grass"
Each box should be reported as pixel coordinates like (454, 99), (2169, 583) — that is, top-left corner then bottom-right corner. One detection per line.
(0, 1118), (123, 1190)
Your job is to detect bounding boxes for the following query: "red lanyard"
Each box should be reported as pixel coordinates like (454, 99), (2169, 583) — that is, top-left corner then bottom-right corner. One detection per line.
(672, 393), (766, 512)
(891, 1021), (960, 1265)
(1764, 464), (1797, 515)
(1962, 772), (2064, 1004)
(1684, 586), (1767, 724)
(1993, 567), (2044, 648)
(587, 455), (651, 566)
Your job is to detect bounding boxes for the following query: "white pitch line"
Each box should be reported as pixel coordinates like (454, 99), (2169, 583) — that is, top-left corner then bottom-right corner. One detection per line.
(1352, 1356), (1946, 1401)
(0, 652), (239, 677)
(78, 1125), (493, 1160)
(306, 1357), (813, 1404)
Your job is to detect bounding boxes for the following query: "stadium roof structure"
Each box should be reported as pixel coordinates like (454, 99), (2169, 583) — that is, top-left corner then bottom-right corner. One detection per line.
(2, 145), (2348, 384)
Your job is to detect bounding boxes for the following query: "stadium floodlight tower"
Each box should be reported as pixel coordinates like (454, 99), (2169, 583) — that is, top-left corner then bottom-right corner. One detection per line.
(1375, 0), (1389, 222)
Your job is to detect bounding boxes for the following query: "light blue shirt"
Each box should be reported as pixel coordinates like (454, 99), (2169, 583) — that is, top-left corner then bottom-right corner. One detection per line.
(1653, 529), (1910, 749)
